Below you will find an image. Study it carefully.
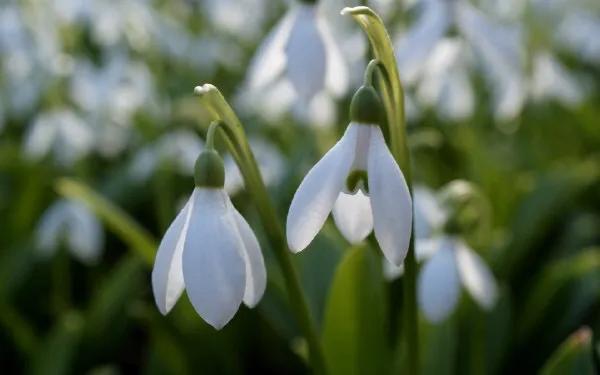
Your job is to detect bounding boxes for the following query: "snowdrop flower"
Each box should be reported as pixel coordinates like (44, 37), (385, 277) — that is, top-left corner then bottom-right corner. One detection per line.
(69, 53), (156, 157)
(396, 0), (525, 121)
(287, 85), (412, 266)
(128, 130), (205, 182)
(530, 51), (584, 106)
(152, 149), (266, 329)
(243, 0), (348, 123)
(23, 110), (94, 167)
(36, 199), (103, 264)
(418, 235), (498, 322)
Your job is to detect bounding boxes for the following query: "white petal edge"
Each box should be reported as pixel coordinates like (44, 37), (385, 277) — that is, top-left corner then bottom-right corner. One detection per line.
(367, 126), (413, 266)
(455, 240), (498, 310)
(230, 205), (267, 308)
(246, 6), (297, 90)
(332, 190), (373, 244)
(182, 189), (246, 329)
(317, 15), (348, 97)
(286, 124), (358, 252)
(418, 239), (460, 323)
(285, 4), (327, 101)
(151, 191), (195, 315)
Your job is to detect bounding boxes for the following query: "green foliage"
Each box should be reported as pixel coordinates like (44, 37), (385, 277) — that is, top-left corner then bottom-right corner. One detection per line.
(322, 246), (389, 375)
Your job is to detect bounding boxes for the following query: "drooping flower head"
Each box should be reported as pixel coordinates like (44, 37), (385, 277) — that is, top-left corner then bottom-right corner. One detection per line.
(286, 84), (412, 266)
(152, 147), (266, 329)
(243, 0), (348, 124)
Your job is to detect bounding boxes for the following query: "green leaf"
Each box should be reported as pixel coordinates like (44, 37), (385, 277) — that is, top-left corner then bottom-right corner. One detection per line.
(540, 327), (595, 375)
(322, 246), (389, 375)
(55, 178), (157, 265)
(420, 317), (457, 375)
(518, 248), (600, 340)
(85, 255), (143, 340)
(31, 312), (83, 375)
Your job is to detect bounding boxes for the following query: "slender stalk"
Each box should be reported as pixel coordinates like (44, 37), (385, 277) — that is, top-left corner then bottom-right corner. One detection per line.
(194, 86), (327, 374)
(341, 7), (420, 373)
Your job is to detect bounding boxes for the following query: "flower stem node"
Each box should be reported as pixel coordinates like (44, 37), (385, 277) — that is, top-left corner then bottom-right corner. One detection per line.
(349, 85), (384, 126)
(194, 150), (225, 188)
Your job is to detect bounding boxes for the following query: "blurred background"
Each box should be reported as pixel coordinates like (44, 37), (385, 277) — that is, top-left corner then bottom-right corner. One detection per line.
(0, 0), (598, 374)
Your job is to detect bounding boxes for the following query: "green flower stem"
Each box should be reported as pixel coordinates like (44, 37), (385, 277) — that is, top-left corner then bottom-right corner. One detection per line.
(194, 85), (327, 375)
(342, 7), (419, 374)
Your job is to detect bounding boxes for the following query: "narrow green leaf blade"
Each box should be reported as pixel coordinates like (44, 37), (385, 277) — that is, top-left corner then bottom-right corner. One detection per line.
(322, 246), (389, 375)
(541, 327), (595, 375)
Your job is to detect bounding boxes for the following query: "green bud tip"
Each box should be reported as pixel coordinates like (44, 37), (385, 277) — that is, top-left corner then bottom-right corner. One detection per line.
(194, 150), (225, 188)
(349, 85), (384, 125)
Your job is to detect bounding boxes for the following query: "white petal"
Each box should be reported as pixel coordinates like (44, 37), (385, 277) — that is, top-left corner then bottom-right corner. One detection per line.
(286, 124), (358, 252)
(383, 236), (443, 281)
(246, 7), (296, 90)
(317, 15), (348, 97)
(67, 203), (103, 264)
(413, 185), (446, 239)
(418, 239), (460, 323)
(151, 191), (194, 315)
(383, 259), (404, 281)
(182, 189), (246, 329)
(395, 0), (452, 84)
(455, 241), (498, 310)
(367, 126), (412, 266)
(230, 205), (267, 308)
(332, 190), (373, 244)
(285, 4), (326, 101)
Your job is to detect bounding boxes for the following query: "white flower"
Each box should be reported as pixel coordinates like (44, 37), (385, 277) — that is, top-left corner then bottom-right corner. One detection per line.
(128, 130), (205, 182)
(23, 110), (94, 167)
(286, 123), (412, 266)
(418, 236), (498, 322)
(383, 186), (446, 279)
(396, 0), (525, 121)
(36, 199), (104, 264)
(151, 187), (266, 329)
(530, 51), (584, 106)
(243, 2), (348, 124)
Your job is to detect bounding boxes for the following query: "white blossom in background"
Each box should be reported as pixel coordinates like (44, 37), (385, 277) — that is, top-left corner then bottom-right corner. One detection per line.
(36, 200), (104, 265)
(224, 138), (286, 195)
(128, 132), (284, 196)
(201, 0), (273, 43)
(86, 0), (156, 50)
(383, 186), (446, 280)
(242, 0), (348, 126)
(70, 53), (156, 157)
(396, 0), (525, 121)
(0, 4), (56, 115)
(152, 184), (266, 329)
(287, 123), (413, 266)
(418, 235), (498, 322)
(383, 184), (498, 322)
(529, 51), (584, 106)
(128, 130), (205, 182)
(23, 110), (94, 167)
(531, 0), (600, 65)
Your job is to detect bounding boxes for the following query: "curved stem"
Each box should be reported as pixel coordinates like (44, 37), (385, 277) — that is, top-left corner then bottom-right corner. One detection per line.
(205, 120), (222, 150)
(363, 59), (382, 86)
(194, 86), (327, 374)
(342, 8), (419, 374)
